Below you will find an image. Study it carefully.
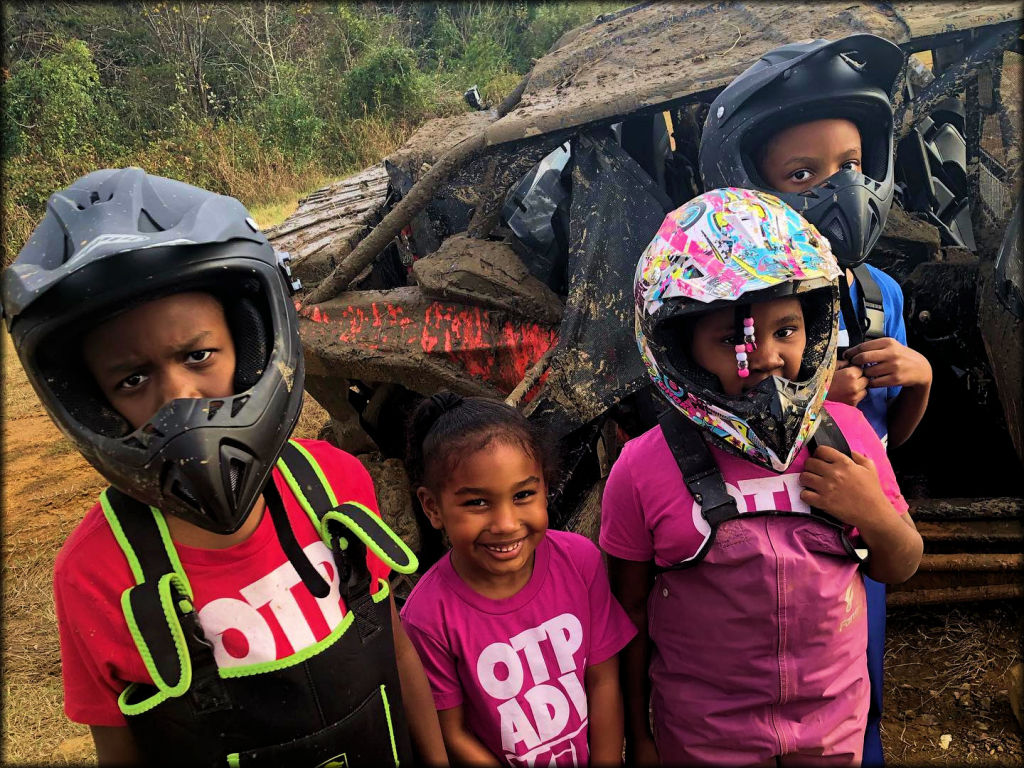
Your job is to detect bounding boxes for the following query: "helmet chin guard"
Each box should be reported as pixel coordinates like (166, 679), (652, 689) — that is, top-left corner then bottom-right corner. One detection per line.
(699, 34), (905, 267)
(635, 188), (841, 472)
(3, 168), (304, 533)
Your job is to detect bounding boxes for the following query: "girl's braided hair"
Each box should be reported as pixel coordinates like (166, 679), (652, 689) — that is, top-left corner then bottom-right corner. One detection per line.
(405, 391), (557, 570)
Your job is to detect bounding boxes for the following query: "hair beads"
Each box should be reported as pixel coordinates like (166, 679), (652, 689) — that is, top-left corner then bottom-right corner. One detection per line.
(743, 316), (757, 351)
(735, 344), (750, 378)
(736, 315), (756, 378)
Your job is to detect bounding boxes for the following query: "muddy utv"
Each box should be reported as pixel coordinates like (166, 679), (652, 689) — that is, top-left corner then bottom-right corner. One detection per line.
(268, 1), (1024, 605)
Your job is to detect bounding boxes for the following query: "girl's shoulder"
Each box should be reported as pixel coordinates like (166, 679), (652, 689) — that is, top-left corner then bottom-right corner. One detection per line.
(399, 555), (450, 624)
(821, 400), (886, 455)
(544, 529), (602, 580)
(545, 529), (600, 558)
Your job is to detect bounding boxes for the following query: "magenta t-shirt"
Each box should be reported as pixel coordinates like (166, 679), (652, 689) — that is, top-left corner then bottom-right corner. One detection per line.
(401, 529), (636, 767)
(600, 401), (908, 765)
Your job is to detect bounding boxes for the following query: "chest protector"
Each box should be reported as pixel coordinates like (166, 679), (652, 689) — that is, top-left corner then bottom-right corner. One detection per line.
(838, 264), (886, 353)
(656, 408), (868, 572)
(99, 440), (419, 767)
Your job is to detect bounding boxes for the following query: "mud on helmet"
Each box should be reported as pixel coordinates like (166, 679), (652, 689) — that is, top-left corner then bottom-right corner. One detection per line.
(699, 34), (905, 267)
(635, 188), (842, 472)
(1, 168), (304, 533)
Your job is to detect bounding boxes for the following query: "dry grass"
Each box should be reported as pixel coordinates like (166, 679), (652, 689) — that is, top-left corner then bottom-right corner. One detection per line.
(246, 172), (339, 231)
(882, 603), (1023, 766)
(293, 392), (332, 442)
(2, 524), (96, 766)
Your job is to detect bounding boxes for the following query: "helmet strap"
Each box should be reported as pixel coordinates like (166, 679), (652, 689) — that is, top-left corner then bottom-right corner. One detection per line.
(263, 479), (331, 599)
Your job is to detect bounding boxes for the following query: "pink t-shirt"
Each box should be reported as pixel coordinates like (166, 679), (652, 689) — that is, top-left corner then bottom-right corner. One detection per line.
(600, 401), (908, 765)
(401, 529), (636, 767)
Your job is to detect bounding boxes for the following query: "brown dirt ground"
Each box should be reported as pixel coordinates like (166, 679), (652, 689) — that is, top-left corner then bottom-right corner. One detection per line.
(3, 327), (1022, 765)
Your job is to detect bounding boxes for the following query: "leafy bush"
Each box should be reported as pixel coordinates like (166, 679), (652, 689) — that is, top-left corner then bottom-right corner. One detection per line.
(3, 38), (101, 157)
(342, 42), (431, 120)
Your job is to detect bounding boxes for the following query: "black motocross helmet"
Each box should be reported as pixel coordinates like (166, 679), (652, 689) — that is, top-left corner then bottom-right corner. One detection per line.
(1, 168), (304, 533)
(699, 34), (906, 267)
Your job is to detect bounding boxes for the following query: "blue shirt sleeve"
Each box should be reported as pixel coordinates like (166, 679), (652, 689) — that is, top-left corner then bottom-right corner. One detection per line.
(866, 264), (905, 404)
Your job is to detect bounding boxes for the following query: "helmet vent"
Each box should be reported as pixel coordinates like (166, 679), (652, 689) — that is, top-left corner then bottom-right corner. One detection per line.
(228, 458), (245, 496)
(137, 209), (165, 233)
(826, 218), (847, 243)
(207, 399), (224, 420)
(142, 422), (164, 437)
(839, 51), (867, 72)
(171, 480), (200, 509)
(89, 191), (100, 204)
(230, 395), (250, 417)
(122, 435), (147, 450)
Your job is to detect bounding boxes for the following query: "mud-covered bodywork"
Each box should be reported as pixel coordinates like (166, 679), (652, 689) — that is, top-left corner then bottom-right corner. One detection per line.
(269, 2), (1023, 602)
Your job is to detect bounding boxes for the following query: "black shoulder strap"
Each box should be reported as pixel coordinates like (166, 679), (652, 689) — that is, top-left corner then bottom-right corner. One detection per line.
(851, 263), (886, 342)
(102, 488), (229, 715)
(657, 409), (867, 565)
(277, 440), (419, 644)
(803, 413), (869, 563)
(657, 408), (738, 527)
(277, 441), (418, 577)
(806, 409), (852, 458)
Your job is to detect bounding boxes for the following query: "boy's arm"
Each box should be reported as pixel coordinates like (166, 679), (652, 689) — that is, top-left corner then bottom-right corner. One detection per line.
(885, 380), (931, 448)
(90, 725), (140, 766)
(391, 596), (449, 767)
(585, 655), (625, 766)
(799, 445), (924, 583)
(607, 556), (659, 766)
(845, 337), (932, 447)
(436, 707), (502, 766)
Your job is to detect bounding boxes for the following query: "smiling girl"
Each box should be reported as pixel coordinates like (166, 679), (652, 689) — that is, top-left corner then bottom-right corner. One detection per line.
(400, 393), (636, 766)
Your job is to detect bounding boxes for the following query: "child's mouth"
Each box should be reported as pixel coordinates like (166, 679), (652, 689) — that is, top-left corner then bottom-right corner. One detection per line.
(478, 538), (525, 559)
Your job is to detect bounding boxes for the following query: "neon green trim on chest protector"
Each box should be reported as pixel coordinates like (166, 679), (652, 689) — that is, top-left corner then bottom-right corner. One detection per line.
(320, 502), (418, 575)
(99, 490), (193, 599)
(117, 571), (193, 715)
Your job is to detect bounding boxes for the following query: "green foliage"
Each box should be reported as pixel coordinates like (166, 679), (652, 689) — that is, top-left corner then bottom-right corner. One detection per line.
(3, 38), (101, 156)
(342, 41), (430, 119)
(251, 65), (325, 164)
(1, 1), (625, 267)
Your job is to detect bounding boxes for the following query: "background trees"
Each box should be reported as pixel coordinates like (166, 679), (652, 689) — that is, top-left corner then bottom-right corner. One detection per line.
(2, 1), (616, 263)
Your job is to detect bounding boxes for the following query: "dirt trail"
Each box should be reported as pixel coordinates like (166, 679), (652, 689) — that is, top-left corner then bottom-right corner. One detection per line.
(2, 328), (1021, 765)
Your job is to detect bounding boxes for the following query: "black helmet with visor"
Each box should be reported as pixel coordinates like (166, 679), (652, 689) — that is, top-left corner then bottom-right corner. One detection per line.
(1, 168), (304, 534)
(699, 34), (906, 267)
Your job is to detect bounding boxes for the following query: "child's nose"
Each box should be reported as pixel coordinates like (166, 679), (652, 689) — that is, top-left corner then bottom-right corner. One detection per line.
(159, 369), (203, 405)
(750, 340), (784, 372)
(490, 502), (520, 533)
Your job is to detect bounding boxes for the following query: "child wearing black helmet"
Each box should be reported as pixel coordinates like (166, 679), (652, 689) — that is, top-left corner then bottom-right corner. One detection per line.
(1, 168), (447, 767)
(699, 34), (933, 765)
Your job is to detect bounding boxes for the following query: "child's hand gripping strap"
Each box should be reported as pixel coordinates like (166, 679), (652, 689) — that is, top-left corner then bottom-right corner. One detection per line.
(806, 412), (870, 564)
(100, 488), (229, 716)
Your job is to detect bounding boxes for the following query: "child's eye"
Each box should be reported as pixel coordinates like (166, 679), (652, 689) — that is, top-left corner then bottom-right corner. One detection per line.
(775, 327), (798, 339)
(186, 349), (214, 364)
(789, 169), (813, 182)
(841, 159), (860, 172)
(460, 498), (488, 508)
(117, 372), (149, 391)
(513, 490), (537, 502)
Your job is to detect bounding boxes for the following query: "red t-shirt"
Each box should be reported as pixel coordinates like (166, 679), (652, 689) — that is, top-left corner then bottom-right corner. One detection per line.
(54, 439), (391, 727)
